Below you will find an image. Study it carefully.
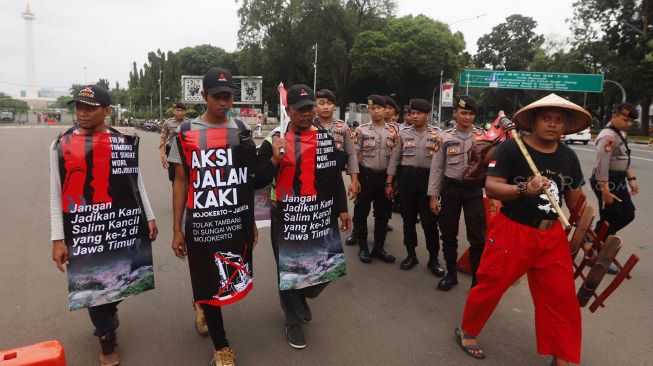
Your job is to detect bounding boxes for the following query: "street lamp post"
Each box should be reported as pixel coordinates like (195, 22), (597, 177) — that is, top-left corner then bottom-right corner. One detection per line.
(603, 79), (626, 103)
(158, 65), (163, 122)
(313, 43), (318, 92)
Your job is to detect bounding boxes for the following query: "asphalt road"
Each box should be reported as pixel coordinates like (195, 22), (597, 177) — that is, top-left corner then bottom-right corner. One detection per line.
(0, 124), (651, 366)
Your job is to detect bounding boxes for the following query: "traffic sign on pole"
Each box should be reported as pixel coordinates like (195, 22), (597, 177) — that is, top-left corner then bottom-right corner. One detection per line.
(460, 70), (604, 93)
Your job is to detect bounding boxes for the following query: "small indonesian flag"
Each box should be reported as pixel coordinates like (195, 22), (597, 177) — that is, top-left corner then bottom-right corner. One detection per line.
(488, 160), (497, 168)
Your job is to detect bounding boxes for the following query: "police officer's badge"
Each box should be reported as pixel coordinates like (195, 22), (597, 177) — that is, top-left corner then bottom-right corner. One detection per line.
(605, 137), (615, 152)
(352, 128), (361, 143)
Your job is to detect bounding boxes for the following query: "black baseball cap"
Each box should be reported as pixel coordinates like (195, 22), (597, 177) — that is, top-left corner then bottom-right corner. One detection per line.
(316, 89), (336, 104)
(203, 67), (235, 95)
(613, 102), (638, 119)
(172, 101), (186, 110)
(67, 85), (112, 107)
(286, 84), (316, 109)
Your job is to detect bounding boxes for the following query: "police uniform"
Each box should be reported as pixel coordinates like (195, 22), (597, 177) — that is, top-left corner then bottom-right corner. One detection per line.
(351, 95), (399, 263)
(428, 96), (486, 291)
(160, 101), (189, 182)
(387, 98), (443, 274)
(591, 103), (637, 237)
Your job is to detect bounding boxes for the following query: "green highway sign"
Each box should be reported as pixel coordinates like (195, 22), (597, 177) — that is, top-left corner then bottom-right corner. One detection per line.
(459, 70), (604, 93)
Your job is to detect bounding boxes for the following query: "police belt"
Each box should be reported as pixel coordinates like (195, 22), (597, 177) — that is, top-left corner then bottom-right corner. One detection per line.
(399, 165), (430, 178)
(443, 176), (478, 190)
(358, 165), (387, 176)
(590, 170), (628, 189)
(501, 207), (556, 231)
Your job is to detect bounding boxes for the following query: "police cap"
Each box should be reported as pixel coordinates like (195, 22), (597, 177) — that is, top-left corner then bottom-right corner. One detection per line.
(410, 99), (431, 113)
(385, 96), (399, 113)
(367, 94), (387, 107)
(172, 101), (186, 110)
(316, 89), (337, 104)
(454, 95), (477, 114)
(613, 102), (638, 120)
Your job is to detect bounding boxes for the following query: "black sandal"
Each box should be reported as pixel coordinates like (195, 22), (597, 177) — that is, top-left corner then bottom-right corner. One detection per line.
(455, 327), (486, 359)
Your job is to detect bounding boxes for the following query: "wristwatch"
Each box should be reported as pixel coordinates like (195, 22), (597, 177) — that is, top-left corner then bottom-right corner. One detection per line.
(627, 176), (637, 181)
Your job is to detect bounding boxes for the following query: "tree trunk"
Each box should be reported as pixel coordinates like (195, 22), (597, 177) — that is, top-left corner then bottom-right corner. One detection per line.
(640, 95), (651, 136)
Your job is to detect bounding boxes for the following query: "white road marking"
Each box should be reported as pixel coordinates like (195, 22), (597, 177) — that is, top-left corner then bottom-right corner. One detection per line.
(570, 146), (653, 162)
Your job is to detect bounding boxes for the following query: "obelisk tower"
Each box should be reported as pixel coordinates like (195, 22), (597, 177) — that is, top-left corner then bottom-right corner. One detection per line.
(22, 3), (37, 98)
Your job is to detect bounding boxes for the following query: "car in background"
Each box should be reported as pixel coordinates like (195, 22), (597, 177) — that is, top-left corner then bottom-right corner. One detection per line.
(561, 128), (591, 145)
(0, 109), (15, 122)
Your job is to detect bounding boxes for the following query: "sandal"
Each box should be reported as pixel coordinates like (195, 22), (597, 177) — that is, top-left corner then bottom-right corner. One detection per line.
(455, 327), (486, 359)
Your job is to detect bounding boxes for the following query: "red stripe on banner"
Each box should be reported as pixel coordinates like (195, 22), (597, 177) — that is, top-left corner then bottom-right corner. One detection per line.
(299, 131), (317, 195)
(206, 127), (227, 149)
(276, 131), (297, 200)
(181, 130), (200, 209)
(61, 135), (87, 212)
(92, 133), (112, 203)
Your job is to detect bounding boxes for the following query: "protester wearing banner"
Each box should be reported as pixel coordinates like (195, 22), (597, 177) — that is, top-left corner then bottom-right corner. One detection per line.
(428, 96), (487, 291)
(50, 85), (158, 366)
(258, 84), (351, 350)
(386, 99), (444, 276)
(160, 102), (189, 183)
(456, 94), (588, 366)
(167, 67), (280, 366)
(351, 95), (400, 263)
(313, 88), (361, 199)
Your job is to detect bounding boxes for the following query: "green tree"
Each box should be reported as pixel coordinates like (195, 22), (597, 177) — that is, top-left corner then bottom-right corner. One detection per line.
(350, 15), (466, 103)
(570, 0), (653, 134)
(474, 14), (544, 71)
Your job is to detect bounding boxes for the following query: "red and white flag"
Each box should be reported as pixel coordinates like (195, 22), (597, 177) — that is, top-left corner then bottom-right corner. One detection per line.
(278, 82), (290, 133)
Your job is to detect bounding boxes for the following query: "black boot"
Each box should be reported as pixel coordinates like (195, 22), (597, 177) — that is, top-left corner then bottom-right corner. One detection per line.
(427, 259), (445, 277)
(358, 243), (371, 263)
(345, 235), (358, 246)
(371, 246), (396, 263)
(400, 253), (419, 270)
(437, 273), (458, 291)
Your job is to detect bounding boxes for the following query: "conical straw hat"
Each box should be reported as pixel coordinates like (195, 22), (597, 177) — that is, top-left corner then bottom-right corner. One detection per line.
(513, 93), (591, 134)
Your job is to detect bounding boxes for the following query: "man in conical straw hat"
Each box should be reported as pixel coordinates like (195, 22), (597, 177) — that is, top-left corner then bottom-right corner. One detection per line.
(453, 94), (590, 366)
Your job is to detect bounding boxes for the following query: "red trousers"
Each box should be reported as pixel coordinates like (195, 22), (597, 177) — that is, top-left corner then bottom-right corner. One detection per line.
(461, 211), (582, 364)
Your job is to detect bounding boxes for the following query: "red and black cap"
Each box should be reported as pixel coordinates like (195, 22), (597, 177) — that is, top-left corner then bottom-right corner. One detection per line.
(287, 84), (316, 109)
(67, 85), (112, 107)
(367, 94), (387, 107)
(385, 96), (399, 113)
(203, 67), (235, 95)
(454, 95), (477, 114)
(172, 101), (186, 110)
(410, 99), (432, 113)
(613, 102), (638, 120)
(316, 89), (336, 104)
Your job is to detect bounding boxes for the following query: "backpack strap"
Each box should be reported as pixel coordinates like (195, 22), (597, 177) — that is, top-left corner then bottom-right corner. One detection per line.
(234, 118), (247, 131)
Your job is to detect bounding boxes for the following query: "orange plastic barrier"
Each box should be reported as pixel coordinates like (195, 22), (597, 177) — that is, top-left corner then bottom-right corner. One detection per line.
(0, 341), (65, 366)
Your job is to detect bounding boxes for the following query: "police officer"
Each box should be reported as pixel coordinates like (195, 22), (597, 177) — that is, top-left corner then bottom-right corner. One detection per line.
(591, 103), (639, 240)
(386, 99), (444, 276)
(314, 89), (361, 199)
(159, 102), (189, 183)
(351, 95), (399, 263)
(428, 96), (486, 291)
(385, 96), (400, 127)
(402, 106), (413, 126)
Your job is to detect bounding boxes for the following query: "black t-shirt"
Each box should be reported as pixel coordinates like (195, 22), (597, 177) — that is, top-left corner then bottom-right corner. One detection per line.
(487, 139), (584, 220)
